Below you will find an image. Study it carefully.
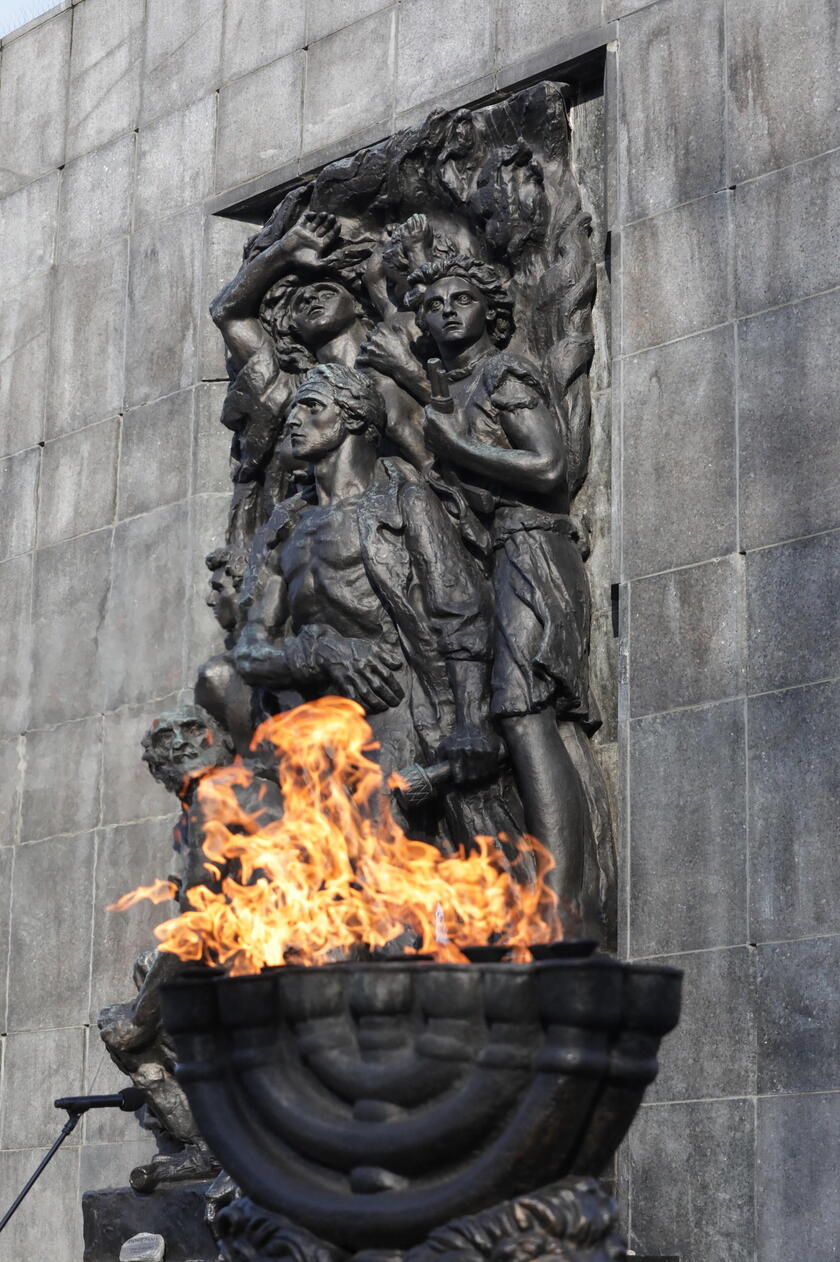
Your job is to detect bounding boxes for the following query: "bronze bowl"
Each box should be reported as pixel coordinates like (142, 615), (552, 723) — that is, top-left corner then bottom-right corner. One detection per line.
(160, 952), (681, 1251)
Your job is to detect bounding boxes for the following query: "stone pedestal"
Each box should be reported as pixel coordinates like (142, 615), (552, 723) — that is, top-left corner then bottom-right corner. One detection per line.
(82, 1181), (218, 1262)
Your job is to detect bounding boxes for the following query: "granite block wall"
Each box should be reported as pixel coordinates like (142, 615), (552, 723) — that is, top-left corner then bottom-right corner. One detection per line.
(0, 1), (835, 1259)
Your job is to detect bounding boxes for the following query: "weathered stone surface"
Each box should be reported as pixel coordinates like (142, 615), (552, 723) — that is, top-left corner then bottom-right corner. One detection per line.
(200, 215), (254, 379)
(0, 847), (13, 1027)
(215, 53), (304, 191)
(78, 1137), (158, 1199)
(307, 0), (390, 44)
(646, 946), (754, 1103)
(619, 0), (726, 220)
(58, 135), (134, 262)
(628, 1099), (755, 1262)
(628, 700), (746, 956)
(303, 10), (396, 154)
(139, 0), (224, 126)
(90, 817), (176, 1024)
(66, 0), (144, 161)
(496, 0), (597, 66)
(185, 493), (229, 678)
(3, 1029), (85, 1145)
(396, 0), (494, 113)
(735, 147), (840, 317)
(0, 446), (39, 562)
(83, 1181), (219, 1262)
(748, 680), (840, 943)
(756, 936), (840, 1096)
(101, 696), (182, 828)
(728, 0), (840, 183)
(629, 556), (745, 717)
(37, 418), (120, 548)
(0, 11), (71, 194)
(134, 96), (217, 227)
(101, 503), (189, 710)
(0, 1147), (82, 1262)
(746, 529), (840, 695)
(193, 383), (233, 494)
(621, 192), (732, 354)
(47, 241), (130, 438)
(622, 326), (736, 578)
(30, 528), (111, 728)
(0, 270), (50, 457)
(223, 0), (306, 80)
(0, 740), (21, 847)
(118, 392), (192, 520)
(7, 836), (96, 1030)
(0, 554), (33, 739)
(21, 717), (103, 843)
(756, 1092), (840, 1262)
(0, 172), (59, 283)
(738, 289), (840, 550)
(125, 211), (203, 408)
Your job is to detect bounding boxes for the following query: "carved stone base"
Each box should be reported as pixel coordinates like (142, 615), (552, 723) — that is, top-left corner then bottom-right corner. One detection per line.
(82, 1180), (219, 1262)
(215, 1178), (627, 1262)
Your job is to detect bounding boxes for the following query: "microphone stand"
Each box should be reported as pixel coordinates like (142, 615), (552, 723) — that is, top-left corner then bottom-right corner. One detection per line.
(0, 1088), (145, 1236)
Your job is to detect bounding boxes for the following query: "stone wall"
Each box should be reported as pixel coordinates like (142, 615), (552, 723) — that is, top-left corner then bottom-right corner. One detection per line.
(0, 1), (836, 1260)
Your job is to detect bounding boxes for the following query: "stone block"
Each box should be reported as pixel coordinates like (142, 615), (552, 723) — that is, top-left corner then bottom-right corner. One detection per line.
(0, 11), (71, 195)
(21, 716), (103, 843)
(100, 695), (182, 828)
(134, 96), (217, 227)
(756, 936), (840, 1096)
(396, 0), (495, 114)
(47, 240), (129, 438)
(619, 0), (726, 220)
(66, 0), (144, 161)
(628, 700), (747, 956)
(90, 817), (178, 1024)
(100, 503), (189, 710)
(0, 270), (50, 456)
(57, 135), (134, 263)
(621, 192), (732, 355)
(0, 445), (39, 562)
(30, 528), (111, 728)
(728, 0), (840, 183)
(748, 680), (840, 942)
(738, 289), (840, 549)
(496, 0), (597, 68)
(216, 53), (304, 191)
(78, 1137), (158, 1197)
(622, 325), (737, 579)
(37, 418), (119, 548)
(735, 148), (840, 318)
(200, 214), (254, 379)
(223, 0), (306, 80)
(2, 1029), (85, 1145)
(185, 493), (229, 680)
(194, 382), (234, 495)
(140, 0), (224, 126)
(0, 172), (59, 283)
(7, 835), (96, 1030)
(117, 391), (192, 520)
(125, 211), (203, 409)
(82, 1181), (219, 1262)
(628, 556), (745, 717)
(756, 1092), (840, 1262)
(303, 10), (396, 154)
(307, 0), (391, 45)
(0, 554), (33, 738)
(746, 529), (840, 695)
(628, 1099), (755, 1262)
(0, 847), (13, 1026)
(646, 946), (754, 1102)
(0, 739), (21, 847)
(0, 1146), (82, 1262)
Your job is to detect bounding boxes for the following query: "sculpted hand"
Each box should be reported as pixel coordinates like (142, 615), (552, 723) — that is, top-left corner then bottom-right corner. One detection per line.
(281, 212), (340, 268)
(234, 638), (293, 689)
(358, 322), (421, 388)
(397, 213), (434, 269)
(438, 722), (501, 786)
(313, 635), (405, 714)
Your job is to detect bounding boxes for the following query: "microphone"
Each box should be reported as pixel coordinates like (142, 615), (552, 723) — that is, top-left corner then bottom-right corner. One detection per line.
(54, 1087), (146, 1115)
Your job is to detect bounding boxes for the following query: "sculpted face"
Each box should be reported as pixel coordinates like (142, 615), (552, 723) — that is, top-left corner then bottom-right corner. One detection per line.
(142, 711), (227, 794)
(420, 275), (488, 353)
(286, 381), (346, 463)
(289, 281), (358, 347)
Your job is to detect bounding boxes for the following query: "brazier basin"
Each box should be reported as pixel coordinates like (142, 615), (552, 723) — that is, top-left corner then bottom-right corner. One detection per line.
(160, 953), (681, 1251)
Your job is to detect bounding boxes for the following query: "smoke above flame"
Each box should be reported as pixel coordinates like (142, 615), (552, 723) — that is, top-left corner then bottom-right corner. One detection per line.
(110, 697), (562, 973)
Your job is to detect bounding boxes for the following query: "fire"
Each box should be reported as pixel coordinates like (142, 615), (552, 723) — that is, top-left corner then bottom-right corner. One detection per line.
(111, 697), (562, 974)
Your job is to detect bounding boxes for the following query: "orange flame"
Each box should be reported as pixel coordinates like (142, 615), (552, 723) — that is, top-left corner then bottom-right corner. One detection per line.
(112, 697), (561, 974)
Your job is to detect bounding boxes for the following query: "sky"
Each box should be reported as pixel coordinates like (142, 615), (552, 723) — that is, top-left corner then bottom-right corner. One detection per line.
(0, 0), (58, 40)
